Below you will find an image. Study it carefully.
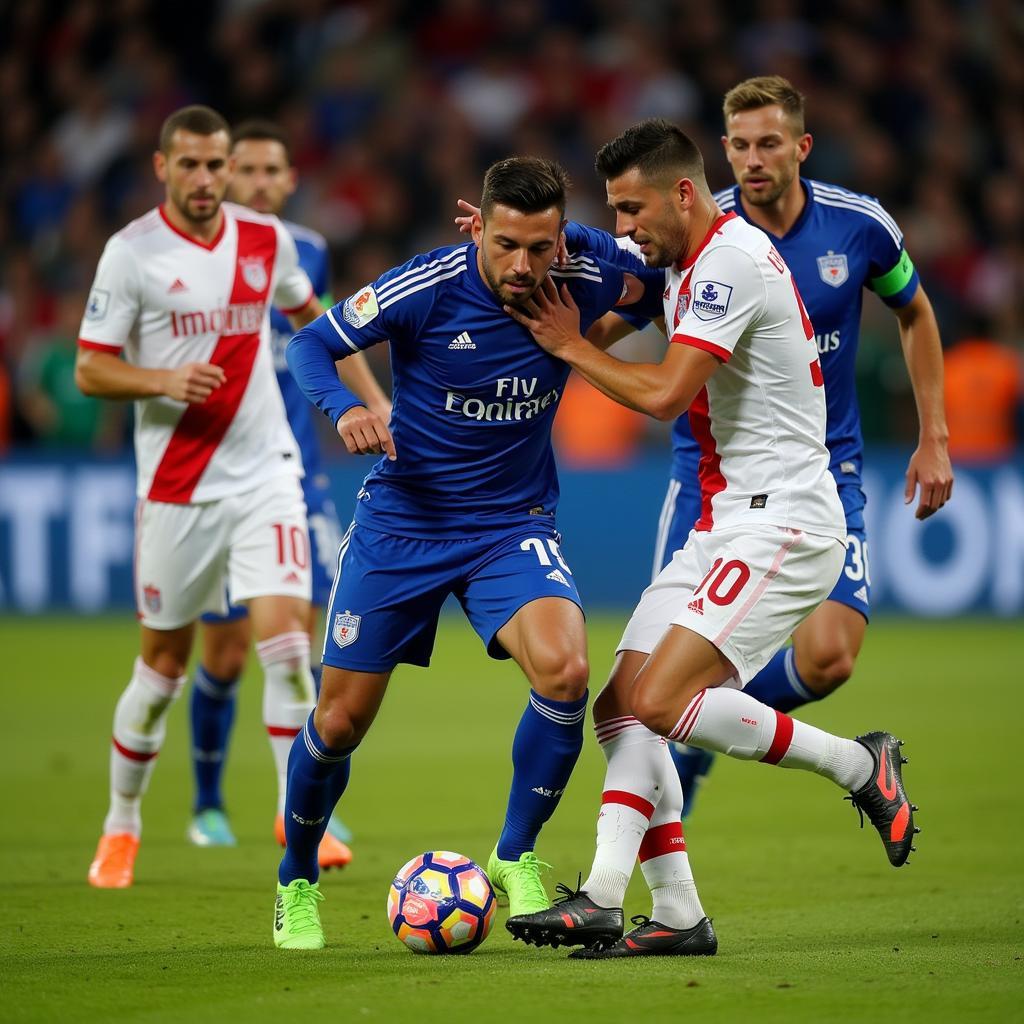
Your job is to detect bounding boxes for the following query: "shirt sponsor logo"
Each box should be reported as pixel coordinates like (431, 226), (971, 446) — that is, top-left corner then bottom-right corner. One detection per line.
(84, 288), (110, 322)
(342, 285), (379, 327)
(240, 256), (269, 292)
(817, 251), (849, 288)
(816, 330), (841, 353)
(169, 302), (266, 338)
(690, 280), (732, 321)
(332, 611), (361, 648)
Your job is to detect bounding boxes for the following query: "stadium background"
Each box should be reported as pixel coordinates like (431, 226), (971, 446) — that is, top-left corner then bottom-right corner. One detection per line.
(1, 4), (1022, 1022)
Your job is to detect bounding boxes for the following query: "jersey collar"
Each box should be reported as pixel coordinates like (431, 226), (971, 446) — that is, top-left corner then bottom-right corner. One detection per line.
(730, 178), (814, 243)
(679, 211), (737, 270)
(158, 203), (228, 251)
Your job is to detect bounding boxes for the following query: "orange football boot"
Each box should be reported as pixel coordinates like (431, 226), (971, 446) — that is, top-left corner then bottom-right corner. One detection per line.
(88, 833), (140, 888)
(274, 815), (352, 870)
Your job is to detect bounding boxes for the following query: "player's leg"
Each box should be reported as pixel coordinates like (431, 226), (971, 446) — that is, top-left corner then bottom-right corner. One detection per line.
(89, 498), (225, 888)
(187, 611), (251, 847)
(460, 526), (589, 915)
(631, 529), (917, 867)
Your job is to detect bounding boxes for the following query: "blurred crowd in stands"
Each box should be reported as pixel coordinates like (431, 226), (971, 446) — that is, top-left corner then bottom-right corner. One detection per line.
(0, 0), (1021, 462)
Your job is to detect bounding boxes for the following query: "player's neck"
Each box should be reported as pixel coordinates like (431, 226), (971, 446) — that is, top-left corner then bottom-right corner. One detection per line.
(677, 202), (722, 268)
(739, 178), (805, 239)
(162, 200), (225, 246)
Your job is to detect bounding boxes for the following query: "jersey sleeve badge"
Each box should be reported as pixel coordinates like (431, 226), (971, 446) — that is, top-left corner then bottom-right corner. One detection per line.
(691, 281), (733, 321)
(84, 288), (110, 322)
(343, 285), (380, 327)
(816, 251), (849, 287)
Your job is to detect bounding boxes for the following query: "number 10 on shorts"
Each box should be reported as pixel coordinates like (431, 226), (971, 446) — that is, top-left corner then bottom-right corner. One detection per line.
(273, 522), (309, 569)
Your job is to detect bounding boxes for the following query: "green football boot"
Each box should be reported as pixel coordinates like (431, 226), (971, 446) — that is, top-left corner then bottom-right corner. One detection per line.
(486, 846), (551, 917)
(273, 879), (326, 950)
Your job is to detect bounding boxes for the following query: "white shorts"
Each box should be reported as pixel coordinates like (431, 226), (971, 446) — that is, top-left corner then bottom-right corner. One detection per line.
(619, 525), (845, 684)
(134, 474), (311, 630)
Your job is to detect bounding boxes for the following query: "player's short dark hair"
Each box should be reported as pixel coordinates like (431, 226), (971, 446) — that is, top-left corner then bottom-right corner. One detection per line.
(723, 76), (806, 134)
(595, 118), (707, 190)
(159, 105), (230, 154)
(231, 119), (291, 161)
(480, 157), (570, 219)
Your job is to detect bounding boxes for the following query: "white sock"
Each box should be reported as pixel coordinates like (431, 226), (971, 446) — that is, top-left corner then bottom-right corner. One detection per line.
(104, 657), (185, 837)
(582, 716), (664, 908)
(638, 745), (706, 929)
(669, 685), (873, 791)
(257, 632), (315, 815)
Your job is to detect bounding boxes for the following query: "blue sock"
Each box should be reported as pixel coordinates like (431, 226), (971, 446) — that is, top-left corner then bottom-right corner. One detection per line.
(278, 713), (353, 885)
(497, 689), (588, 861)
(745, 647), (820, 713)
(190, 665), (239, 813)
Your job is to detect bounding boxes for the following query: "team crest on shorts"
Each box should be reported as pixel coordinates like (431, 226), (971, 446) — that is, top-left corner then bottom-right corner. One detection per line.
(332, 611), (361, 648)
(142, 584), (162, 614)
(817, 251), (849, 288)
(240, 257), (269, 292)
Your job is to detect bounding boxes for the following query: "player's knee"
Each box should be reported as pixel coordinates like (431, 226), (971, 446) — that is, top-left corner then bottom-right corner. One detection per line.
(801, 647), (856, 694)
(628, 685), (675, 737)
(147, 651), (189, 680)
(205, 643), (248, 681)
(531, 652), (589, 702)
(313, 702), (366, 751)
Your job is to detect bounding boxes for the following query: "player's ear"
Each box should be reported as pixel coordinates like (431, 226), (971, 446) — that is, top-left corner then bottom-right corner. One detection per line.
(153, 150), (167, 183)
(470, 212), (484, 244)
(286, 166), (298, 197)
(797, 133), (813, 164)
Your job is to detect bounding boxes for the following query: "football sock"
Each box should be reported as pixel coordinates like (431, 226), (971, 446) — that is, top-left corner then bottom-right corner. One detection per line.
(189, 664), (239, 813)
(639, 746), (706, 929)
(104, 657), (186, 837)
(581, 716), (665, 908)
(257, 632), (316, 816)
(278, 713), (353, 885)
(668, 685), (873, 791)
(744, 647), (819, 713)
(496, 689), (588, 861)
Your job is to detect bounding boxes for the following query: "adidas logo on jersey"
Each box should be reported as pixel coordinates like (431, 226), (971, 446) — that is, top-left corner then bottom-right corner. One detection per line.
(168, 278), (188, 293)
(448, 331), (476, 350)
(546, 569), (569, 588)
(688, 596), (704, 615)
(853, 585), (868, 603)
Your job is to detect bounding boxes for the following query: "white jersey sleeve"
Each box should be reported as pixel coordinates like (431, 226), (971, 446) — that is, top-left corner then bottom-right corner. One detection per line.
(271, 219), (315, 314)
(671, 245), (766, 362)
(78, 236), (142, 351)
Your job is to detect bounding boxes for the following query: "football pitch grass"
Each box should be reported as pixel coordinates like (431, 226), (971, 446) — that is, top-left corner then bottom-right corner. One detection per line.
(2, 615), (1021, 1023)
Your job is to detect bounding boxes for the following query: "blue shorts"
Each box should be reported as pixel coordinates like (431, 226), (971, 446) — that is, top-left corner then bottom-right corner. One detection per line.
(200, 473), (342, 624)
(322, 520), (582, 672)
(654, 477), (870, 621)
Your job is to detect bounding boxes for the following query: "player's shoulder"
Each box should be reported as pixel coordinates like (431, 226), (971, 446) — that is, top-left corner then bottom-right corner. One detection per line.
(282, 219), (328, 252)
(109, 207), (164, 249)
(223, 200), (281, 228)
(807, 179), (902, 242)
(712, 185), (739, 211)
(549, 251), (608, 286)
(373, 243), (472, 310)
(704, 214), (769, 266)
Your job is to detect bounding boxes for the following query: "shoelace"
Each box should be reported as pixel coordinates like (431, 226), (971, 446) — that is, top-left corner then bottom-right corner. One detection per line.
(552, 873), (585, 905)
(629, 914), (652, 930)
(284, 884), (324, 933)
(844, 793), (867, 829)
(509, 852), (552, 905)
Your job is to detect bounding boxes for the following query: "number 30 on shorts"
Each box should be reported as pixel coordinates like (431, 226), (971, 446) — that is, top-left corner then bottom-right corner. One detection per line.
(693, 557), (751, 606)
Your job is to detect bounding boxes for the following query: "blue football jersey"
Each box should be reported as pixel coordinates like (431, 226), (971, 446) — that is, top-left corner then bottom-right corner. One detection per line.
(287, 243), (635, 538)
(272, 220), (331, 479)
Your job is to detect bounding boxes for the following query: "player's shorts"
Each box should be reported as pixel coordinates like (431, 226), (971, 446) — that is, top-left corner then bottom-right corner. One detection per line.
(200, 472), (343, 625)
(135, 474), (311, 631)
(654, 475), (872, 620)
(622, 524), (845, 685)
(322, 520), (582, 673)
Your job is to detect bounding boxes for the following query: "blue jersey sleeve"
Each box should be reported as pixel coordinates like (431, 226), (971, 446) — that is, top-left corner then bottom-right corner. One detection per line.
(861, 201), (919, 308)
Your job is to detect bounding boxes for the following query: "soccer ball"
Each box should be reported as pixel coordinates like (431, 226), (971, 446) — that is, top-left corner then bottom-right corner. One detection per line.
(387, 851), (496, 954)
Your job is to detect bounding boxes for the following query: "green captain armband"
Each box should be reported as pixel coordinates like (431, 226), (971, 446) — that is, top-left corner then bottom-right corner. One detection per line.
(319, 292), (334, 308)
(871, 250), (915, 298)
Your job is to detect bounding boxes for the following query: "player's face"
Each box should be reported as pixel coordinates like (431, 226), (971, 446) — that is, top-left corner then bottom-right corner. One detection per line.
(154, 129), (232, 224)
(605, 169), (688, 269)
(722, 105), (810, 207)
(228, 139), (296, 215)
(473, 205), (564, 307)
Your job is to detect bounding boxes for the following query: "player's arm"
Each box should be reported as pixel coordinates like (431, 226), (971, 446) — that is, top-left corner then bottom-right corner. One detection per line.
(892, 285), (953, 519)
(585, 311), (667, 352)
(286, 296), (392, 424)
(286, 307), (395, 460)
(75, 347), (225, 403)
(506, 278), (718, 420)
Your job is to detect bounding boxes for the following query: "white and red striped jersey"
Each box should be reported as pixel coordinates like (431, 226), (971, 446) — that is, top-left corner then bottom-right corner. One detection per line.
(79, 202), (314, 503)
(665, 212), (845, 539)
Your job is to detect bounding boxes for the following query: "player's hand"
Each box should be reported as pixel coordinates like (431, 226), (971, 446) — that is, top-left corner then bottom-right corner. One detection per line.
(162, 362), (226, 403)
(504, 277), (584, 359)
(904, 439), (954, 519)
(455, 199), (480, 235)
(337, 405), (396, 461)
